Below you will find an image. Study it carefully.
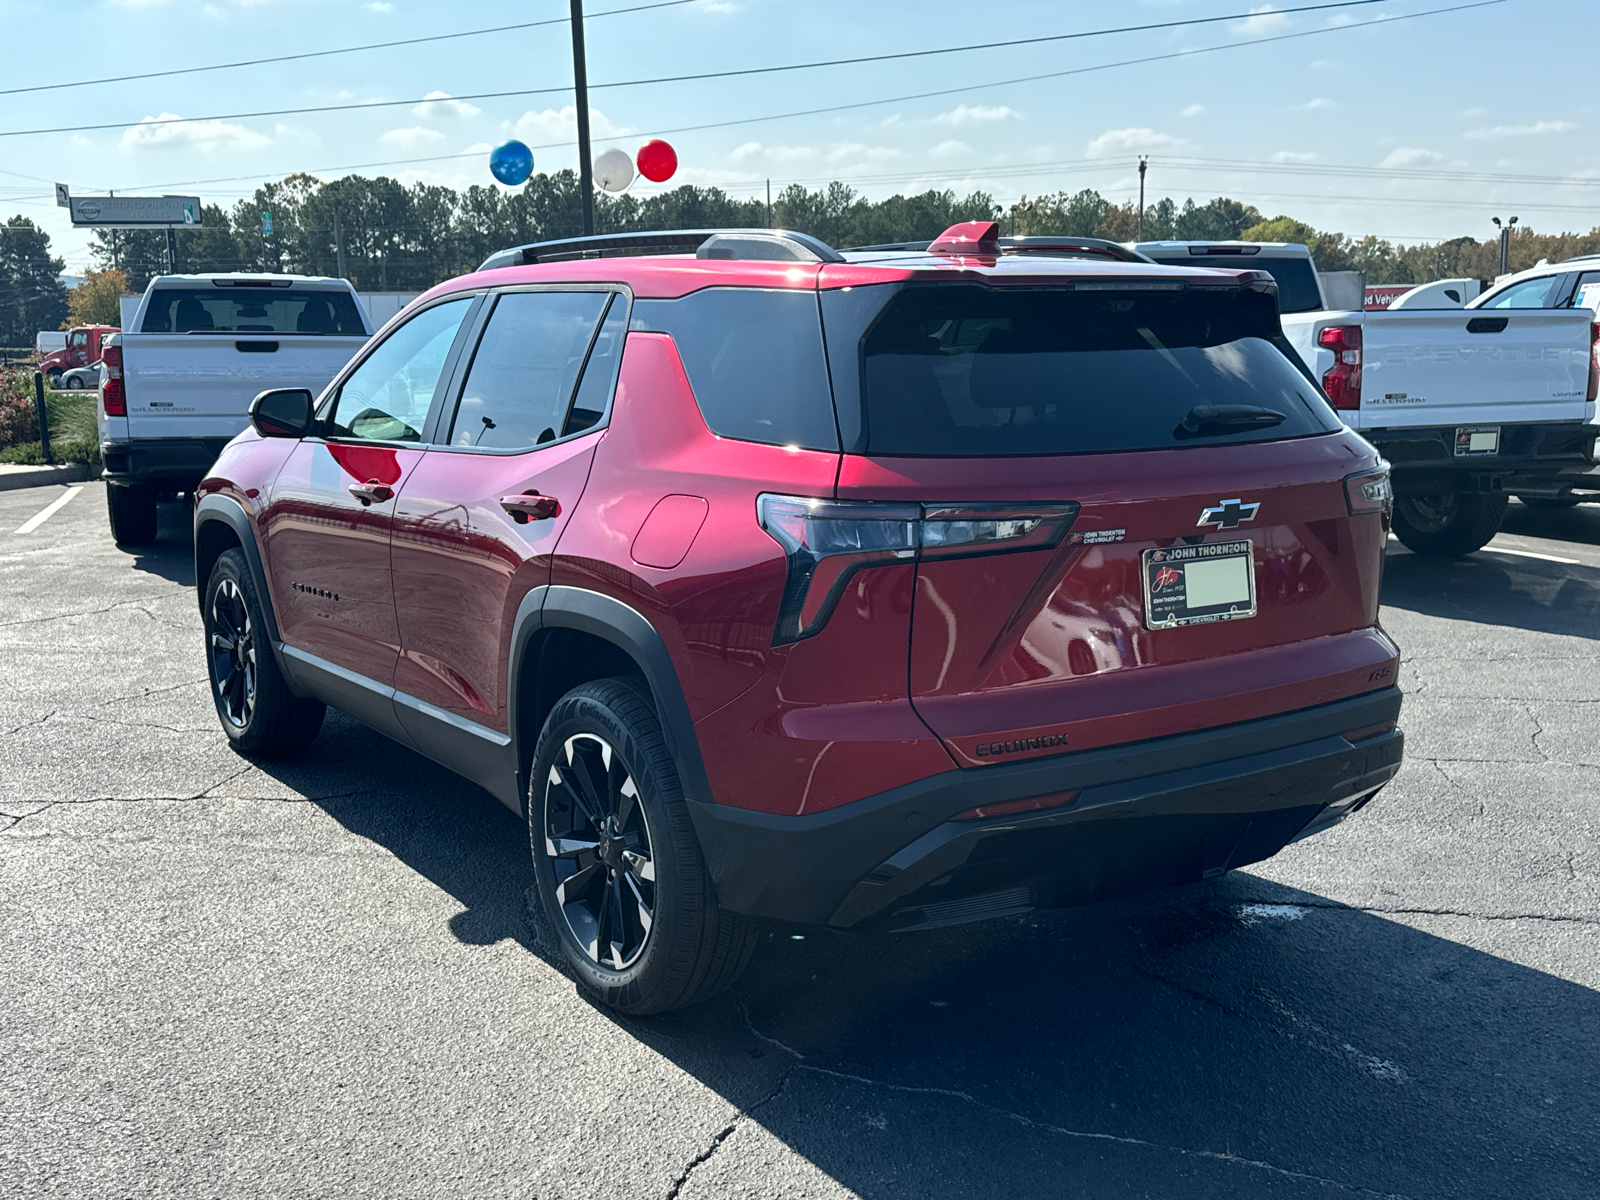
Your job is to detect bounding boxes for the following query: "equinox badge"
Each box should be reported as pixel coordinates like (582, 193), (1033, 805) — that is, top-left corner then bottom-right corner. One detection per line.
(1197, 498), (1261, 530)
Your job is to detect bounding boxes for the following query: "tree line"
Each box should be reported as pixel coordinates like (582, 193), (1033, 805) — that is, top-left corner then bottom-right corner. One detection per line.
(1, 169), (1595, 341)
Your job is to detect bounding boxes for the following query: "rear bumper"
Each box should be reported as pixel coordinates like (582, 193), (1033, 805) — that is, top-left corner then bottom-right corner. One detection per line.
(102, 437), (232, 488)
(689, 687), (1403, 929)
(1365, 423), (1598, 497)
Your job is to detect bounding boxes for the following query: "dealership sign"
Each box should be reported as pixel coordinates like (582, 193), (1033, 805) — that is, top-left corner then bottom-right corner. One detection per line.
(61, 191), (202, 229)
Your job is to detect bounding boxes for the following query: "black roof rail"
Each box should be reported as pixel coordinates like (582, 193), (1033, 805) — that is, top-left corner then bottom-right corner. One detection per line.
(840, 235), (1152, 264)
(478, 228), (843, 271)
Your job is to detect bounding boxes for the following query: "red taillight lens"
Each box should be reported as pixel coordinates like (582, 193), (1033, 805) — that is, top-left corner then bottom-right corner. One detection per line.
(757, 495), (1080, 644)
(100, 342), (125, 417)
(1318, 324), (1363, 410)
(1343, 465), (1392, 516)
(1588, 323), (1598, 403)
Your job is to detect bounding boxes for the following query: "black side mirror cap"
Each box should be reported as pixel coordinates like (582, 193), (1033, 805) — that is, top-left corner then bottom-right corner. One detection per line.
(249, 388), (316, 439)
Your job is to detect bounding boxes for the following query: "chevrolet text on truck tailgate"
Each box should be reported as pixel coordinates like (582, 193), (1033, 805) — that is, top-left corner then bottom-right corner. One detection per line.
(99, 273), (373, 545)
(1136, 241), (1599, 555)
(194, 223), (1404, 1013)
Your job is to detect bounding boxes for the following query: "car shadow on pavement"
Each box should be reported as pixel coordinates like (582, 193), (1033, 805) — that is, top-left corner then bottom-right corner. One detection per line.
(1381, 548), (1600, 641)
(252, 720), (1600, 1200)
(118, 499), (197, 587)
(1501, 498), (1600, 547)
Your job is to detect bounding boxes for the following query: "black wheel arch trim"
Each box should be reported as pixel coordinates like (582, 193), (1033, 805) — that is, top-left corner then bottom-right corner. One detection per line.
(192, 493), (299, 689)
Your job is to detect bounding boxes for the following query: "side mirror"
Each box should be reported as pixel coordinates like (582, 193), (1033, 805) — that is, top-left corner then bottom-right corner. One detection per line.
(249, 388), (316, 439)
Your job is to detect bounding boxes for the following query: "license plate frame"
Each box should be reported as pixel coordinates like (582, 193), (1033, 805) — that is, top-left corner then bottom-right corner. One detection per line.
(1454, 425), (1501, 457)
(1142, 540), (1257, 630)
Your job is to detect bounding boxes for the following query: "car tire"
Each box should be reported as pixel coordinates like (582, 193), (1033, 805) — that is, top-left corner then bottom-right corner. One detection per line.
(203, 549), (325, 758)
(45, 370), (61, 388)
(529, 676), (758, 1015)
(64, 376), (82, 390)
(1391, 493), (1508, 557)
(1516, 494), (1581, 510)
(106, 483), (158, 546)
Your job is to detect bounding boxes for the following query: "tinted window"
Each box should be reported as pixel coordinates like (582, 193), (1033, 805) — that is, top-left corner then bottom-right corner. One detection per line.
(328, 298), (473, 442)
(448, 291), (608, 450)
(565, 295), (628, 437)
(857, 285), (1338, 457)
(1148, 255), (1324, 314)
(630, 288), (839, 451)
(1479, 275), (1559, 309)
(1573, 272), (1600, 315)
(140, 287), (367, 335)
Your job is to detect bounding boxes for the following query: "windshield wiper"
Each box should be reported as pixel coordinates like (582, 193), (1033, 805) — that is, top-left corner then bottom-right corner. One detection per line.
(1175, 404), (1286, 439)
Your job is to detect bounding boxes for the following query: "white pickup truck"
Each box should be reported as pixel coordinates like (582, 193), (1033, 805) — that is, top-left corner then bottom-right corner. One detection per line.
(98, 274), (373, 545)
(1135, 241), (1598, 555)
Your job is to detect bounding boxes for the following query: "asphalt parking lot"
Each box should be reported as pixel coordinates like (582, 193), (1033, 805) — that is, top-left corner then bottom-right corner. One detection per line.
(2, 482), (1597, 1200)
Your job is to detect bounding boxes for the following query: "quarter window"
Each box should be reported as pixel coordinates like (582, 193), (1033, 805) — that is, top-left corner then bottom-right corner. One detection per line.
(1478, 276), (1558, 309)
(327, 298), (473, 443)
(448, 291), (610, 450)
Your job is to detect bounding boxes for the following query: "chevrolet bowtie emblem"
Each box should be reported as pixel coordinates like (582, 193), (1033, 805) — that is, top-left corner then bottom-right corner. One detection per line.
(1197, 498), (1261, 529)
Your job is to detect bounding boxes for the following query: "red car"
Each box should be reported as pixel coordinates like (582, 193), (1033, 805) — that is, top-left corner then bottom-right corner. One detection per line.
(195, 222), (1403, 1013)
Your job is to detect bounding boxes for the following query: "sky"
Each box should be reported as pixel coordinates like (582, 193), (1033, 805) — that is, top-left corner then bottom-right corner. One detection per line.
(2, 0), (1595, 275)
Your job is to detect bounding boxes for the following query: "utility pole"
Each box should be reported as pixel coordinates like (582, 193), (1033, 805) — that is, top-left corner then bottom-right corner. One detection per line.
(166, 228), (178, 275)
(334, 208), (347, 279)
(766, 179), (772, 228)
(569, 0), (595, 237)
(1492, 215), (1518, 276)
(1136, 157), (1148, 242)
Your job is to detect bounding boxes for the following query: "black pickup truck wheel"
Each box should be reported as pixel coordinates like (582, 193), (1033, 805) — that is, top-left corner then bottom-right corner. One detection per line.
(106, 484), (158, 546)
(1392, 493), (1508, 557)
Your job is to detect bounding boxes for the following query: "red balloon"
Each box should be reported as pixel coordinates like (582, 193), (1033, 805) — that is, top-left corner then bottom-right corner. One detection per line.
(636, 139), (678, 183)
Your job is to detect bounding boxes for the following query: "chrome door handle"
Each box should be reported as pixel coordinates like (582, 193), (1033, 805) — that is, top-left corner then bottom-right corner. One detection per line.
(349, 479), (395, 506)
(499, 493), (560, 523)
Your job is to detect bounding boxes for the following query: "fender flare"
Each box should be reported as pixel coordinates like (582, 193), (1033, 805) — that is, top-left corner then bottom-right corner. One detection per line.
(193, 493), (295, 683)
(508, 585), (714, 812)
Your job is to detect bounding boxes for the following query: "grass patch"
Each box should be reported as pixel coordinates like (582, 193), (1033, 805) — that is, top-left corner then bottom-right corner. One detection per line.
(0, 439), (100, 466)
(45, 390), (99, 444)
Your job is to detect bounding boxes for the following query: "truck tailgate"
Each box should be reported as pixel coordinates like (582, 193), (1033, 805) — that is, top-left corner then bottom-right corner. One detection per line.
(122, 334), (368, 439)
(1287, 310), (1593, 430)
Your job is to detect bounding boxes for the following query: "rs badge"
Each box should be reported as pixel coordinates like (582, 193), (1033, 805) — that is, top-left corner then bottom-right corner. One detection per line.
(1197, 498), (1261, 530)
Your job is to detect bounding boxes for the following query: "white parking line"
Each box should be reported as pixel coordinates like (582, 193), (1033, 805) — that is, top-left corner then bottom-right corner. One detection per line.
(14, 486), (83, 535)
(1483, 545), (1581, 565)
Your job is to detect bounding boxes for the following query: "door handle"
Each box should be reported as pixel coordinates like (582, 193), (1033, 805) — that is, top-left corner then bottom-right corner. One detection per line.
(349, 479), (395, 506)
(500, 492), (560, 523)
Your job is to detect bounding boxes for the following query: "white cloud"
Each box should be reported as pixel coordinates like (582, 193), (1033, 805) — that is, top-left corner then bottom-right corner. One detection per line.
(1180, 103), (1206, 118)
(365, 0), (393, 10)
(929, 139), (973, 159)
(110, 0), (173, 6)
(1274, 150), (1318, 163)
(692, 0), (740, 11)
(273, 123), (321, 145)
(1086, 127), (1181, 158)
(1379, 146), (1444, 168)
(1301, 97), (1333, 110)
(825, 142), (902, 164)
(379, 126), (446, 148)
(120, 113), (269, 151)
(729, 141), (814, 163)
(509, 105), (632, 145)
(1238, 5), (1287, 34)
(414, 90), (482, 119)
(1464, 120), (1576, 140)
(933, 104), (1019, 127)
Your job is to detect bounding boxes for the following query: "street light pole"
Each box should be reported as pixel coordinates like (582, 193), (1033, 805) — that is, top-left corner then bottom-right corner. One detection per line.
(569, 0), (595, 237)
(1137, 157), (1147, 242)
(1492, 215), (1518, 276)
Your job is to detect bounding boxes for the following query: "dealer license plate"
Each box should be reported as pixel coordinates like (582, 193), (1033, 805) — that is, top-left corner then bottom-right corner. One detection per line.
(1142, 540), (1257, 630)
(1454, 425), (1500, 456)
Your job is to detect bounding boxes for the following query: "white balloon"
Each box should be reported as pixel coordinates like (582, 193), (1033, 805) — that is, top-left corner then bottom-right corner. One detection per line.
(593, 148), (635, 193)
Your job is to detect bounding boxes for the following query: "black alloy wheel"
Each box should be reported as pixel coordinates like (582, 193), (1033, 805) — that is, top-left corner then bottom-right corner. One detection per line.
(208, 578), (257, 729)
(544, 732), (657, 970)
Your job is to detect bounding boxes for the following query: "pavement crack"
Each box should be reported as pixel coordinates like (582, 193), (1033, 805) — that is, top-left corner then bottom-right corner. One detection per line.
(0, 589), (189, 628)
(1231, 896), (1600, 928)
(2, 708), (56, 737)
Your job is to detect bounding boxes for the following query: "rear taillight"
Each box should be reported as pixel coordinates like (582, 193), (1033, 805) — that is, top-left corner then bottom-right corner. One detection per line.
(1588, 323), (1598, 403)
(1344, 465), (1392, 516)
(757, 495), (1080, 644)
(101, 343), (125, 417)
(1318, 324), (1362, 410)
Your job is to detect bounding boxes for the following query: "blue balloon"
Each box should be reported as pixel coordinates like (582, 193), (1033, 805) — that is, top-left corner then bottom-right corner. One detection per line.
(489, 139), (534, 186)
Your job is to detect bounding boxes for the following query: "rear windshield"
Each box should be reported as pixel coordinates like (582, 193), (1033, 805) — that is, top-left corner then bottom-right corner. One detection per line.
(140, 287), (367, 335)
(1147, 255), (1323, 314)
(853, 285), (1338, 458)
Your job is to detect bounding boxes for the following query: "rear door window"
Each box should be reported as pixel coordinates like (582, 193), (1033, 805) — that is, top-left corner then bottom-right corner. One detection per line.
(140, 287), (367, 334)
(850, 285), (1339, 457)
(447, 290), (610, 450)
(1478, 275), (1560, 309)
(629, 288), (839, 450)
(1147, 255), (1324, 314)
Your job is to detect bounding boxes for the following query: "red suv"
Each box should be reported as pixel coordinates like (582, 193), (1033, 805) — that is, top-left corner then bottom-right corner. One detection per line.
(195, 222), (1403, 1013)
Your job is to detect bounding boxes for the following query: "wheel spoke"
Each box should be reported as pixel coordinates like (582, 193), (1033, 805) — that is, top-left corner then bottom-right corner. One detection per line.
(608, 876), (628, 968)
(549, 836), (600, 861)
(623, 871), (653, 935)
(210, 632), (235, 654)
(622, 848), (654, 885)
(556, 860), (603, 909)
(556, 761), (603, 826)
(616, 777), (639, 832)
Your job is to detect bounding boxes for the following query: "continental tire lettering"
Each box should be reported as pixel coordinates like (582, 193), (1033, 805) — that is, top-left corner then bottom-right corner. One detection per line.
(974, 733), (1069, 759)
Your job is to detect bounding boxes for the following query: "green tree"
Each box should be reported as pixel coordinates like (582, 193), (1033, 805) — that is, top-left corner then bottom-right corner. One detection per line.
(0, 218), (67, 347)
(1174, 197), (1262, 241)
(1240, 216), (1318, 246)
(66, 269), (129, 327)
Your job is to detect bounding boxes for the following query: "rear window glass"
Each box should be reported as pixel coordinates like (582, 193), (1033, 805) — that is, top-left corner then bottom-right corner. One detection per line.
(856, 285), (1339, 458)
(1147, 255), (1323, 314)
(140, 287), (367, 335)
(630, 288), (839, 451)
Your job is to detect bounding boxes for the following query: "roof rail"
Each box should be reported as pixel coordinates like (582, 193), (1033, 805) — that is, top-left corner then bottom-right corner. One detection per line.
(477, 228), (843, 271)
(842, 234), (1152, 264)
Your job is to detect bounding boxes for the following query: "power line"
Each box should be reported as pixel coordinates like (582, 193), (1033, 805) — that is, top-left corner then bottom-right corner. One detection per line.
(0, 0), (1418, 139)
(0, 0), (701, 99)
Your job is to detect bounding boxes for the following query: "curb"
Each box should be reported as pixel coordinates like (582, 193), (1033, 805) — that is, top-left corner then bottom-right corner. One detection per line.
(0, 463), (98, 492)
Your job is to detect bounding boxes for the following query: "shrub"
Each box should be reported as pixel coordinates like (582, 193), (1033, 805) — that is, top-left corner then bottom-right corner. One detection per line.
(0, 370), (39, 449)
